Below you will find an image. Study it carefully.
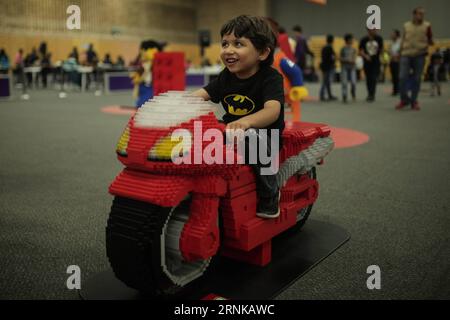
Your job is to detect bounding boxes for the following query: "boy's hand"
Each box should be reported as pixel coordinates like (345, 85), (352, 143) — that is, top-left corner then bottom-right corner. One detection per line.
(225, 119), (251, 147)
(226, 119), (251, 131)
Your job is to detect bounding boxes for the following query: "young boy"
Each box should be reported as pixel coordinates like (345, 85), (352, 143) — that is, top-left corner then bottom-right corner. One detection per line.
(192, 15), (285, 218)
(319, 34), (337, 101)
(340, 33), (357, 103)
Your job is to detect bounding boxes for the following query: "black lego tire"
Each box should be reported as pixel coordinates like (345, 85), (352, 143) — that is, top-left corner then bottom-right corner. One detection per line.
(105, 196), (180, 297)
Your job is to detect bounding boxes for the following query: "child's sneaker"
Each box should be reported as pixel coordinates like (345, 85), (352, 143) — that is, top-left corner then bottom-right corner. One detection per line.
(256, 192), (280, 219)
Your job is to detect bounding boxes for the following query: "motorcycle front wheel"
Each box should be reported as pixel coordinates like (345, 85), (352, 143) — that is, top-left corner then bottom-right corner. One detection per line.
(106, 195), (211, 297)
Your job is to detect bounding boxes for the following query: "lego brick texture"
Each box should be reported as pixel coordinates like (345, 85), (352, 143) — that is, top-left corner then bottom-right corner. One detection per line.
(0, 83), (449, 299)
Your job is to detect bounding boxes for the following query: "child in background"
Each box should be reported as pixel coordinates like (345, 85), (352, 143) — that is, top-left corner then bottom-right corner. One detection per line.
(192, 15), (284, 218)
(340, 33), (357, 103)
(319, 34), (337, 101)
(430, 48), (442, 96)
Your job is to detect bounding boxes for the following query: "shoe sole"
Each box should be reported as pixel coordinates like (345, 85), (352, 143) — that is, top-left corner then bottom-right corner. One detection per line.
(256, 208), (280, 219)
(256, 192), (281, 219)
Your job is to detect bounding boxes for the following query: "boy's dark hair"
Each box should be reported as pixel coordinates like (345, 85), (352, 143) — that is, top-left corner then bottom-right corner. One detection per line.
(344, 33), (353, 42)
(220, 15), (276, 67)
(326, 34), (334, 44)
(393, 29), (401, 37)
(293, 25), (302, 33)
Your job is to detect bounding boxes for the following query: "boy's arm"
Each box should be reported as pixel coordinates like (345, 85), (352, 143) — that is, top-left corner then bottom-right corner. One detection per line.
(191, 88), (211, 101)
(226, 100), (281, 130)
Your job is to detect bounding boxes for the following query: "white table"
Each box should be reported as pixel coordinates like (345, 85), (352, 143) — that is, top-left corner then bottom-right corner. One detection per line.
(24, 66), (42, 89)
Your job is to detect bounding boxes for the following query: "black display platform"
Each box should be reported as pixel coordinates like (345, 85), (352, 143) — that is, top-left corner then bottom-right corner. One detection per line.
(79, 219), (350, 300)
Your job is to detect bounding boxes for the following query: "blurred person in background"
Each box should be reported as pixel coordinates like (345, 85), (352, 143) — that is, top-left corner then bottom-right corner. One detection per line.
(0, 49), (10, 74)
(103, 53), (113, 65)
(340, 33), (357, 103)
(86, 43), (98, 66)
(83, 44), (98, 90)
(443, 47), (449, 81)
(359, 28), (383, 102)
(40, 53), (52, 88)
(25, 47), (39, 67)
(293, 25), (314, 71)
(319, 34), (337, 101)
(429, 48), (443, 96)
(396, 7), (433, 111)
(24, 47), (39, 86)
(389, 29), (402, 95)
(69, 47), (79, 63)
(39, 42), (47, 59)
(13, 49), (25, 85)
(116, 55), (125, 69)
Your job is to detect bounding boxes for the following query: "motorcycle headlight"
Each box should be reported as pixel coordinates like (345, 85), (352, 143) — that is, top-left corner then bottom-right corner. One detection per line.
(148, 131), (192, 161)
(116, 126), (130, 156)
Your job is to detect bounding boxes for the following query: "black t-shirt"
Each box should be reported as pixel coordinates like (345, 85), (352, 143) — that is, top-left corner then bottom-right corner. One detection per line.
(204, 66), (285, 134)
(359, 35), (383, 65)
(320, 45), (336, 71)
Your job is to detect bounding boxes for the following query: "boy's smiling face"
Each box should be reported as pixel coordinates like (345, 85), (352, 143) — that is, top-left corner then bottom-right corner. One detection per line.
(221, 32), (270, 79)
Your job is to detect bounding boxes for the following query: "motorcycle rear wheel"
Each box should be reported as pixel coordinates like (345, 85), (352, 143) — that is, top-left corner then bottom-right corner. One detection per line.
(106, 195), (211, 297)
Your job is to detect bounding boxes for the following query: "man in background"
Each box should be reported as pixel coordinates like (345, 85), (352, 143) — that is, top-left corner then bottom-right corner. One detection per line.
(359, 28), (383, 102)
(396, 7), (433, 111)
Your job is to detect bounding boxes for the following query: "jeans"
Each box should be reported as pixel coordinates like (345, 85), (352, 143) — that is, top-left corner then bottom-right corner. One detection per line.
(320, 69), (335, 99)
(399, 55), (426, 103)
(341, 65), (356, 99)
(364, 62), (380, 98)
(242, 129), (280, 199)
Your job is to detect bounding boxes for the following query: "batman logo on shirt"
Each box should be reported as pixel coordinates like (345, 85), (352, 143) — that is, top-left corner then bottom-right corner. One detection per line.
(223, 94), (256, 116)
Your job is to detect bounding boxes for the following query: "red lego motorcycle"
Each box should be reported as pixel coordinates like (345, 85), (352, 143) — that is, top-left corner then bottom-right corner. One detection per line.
(106, 92), (334, 296)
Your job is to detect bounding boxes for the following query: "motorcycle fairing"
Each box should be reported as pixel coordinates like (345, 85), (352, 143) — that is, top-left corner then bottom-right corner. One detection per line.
(109, 168), (194, 207)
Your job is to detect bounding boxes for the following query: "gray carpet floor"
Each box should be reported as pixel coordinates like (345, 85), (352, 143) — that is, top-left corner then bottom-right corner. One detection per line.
(0, 82), (449, 299)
